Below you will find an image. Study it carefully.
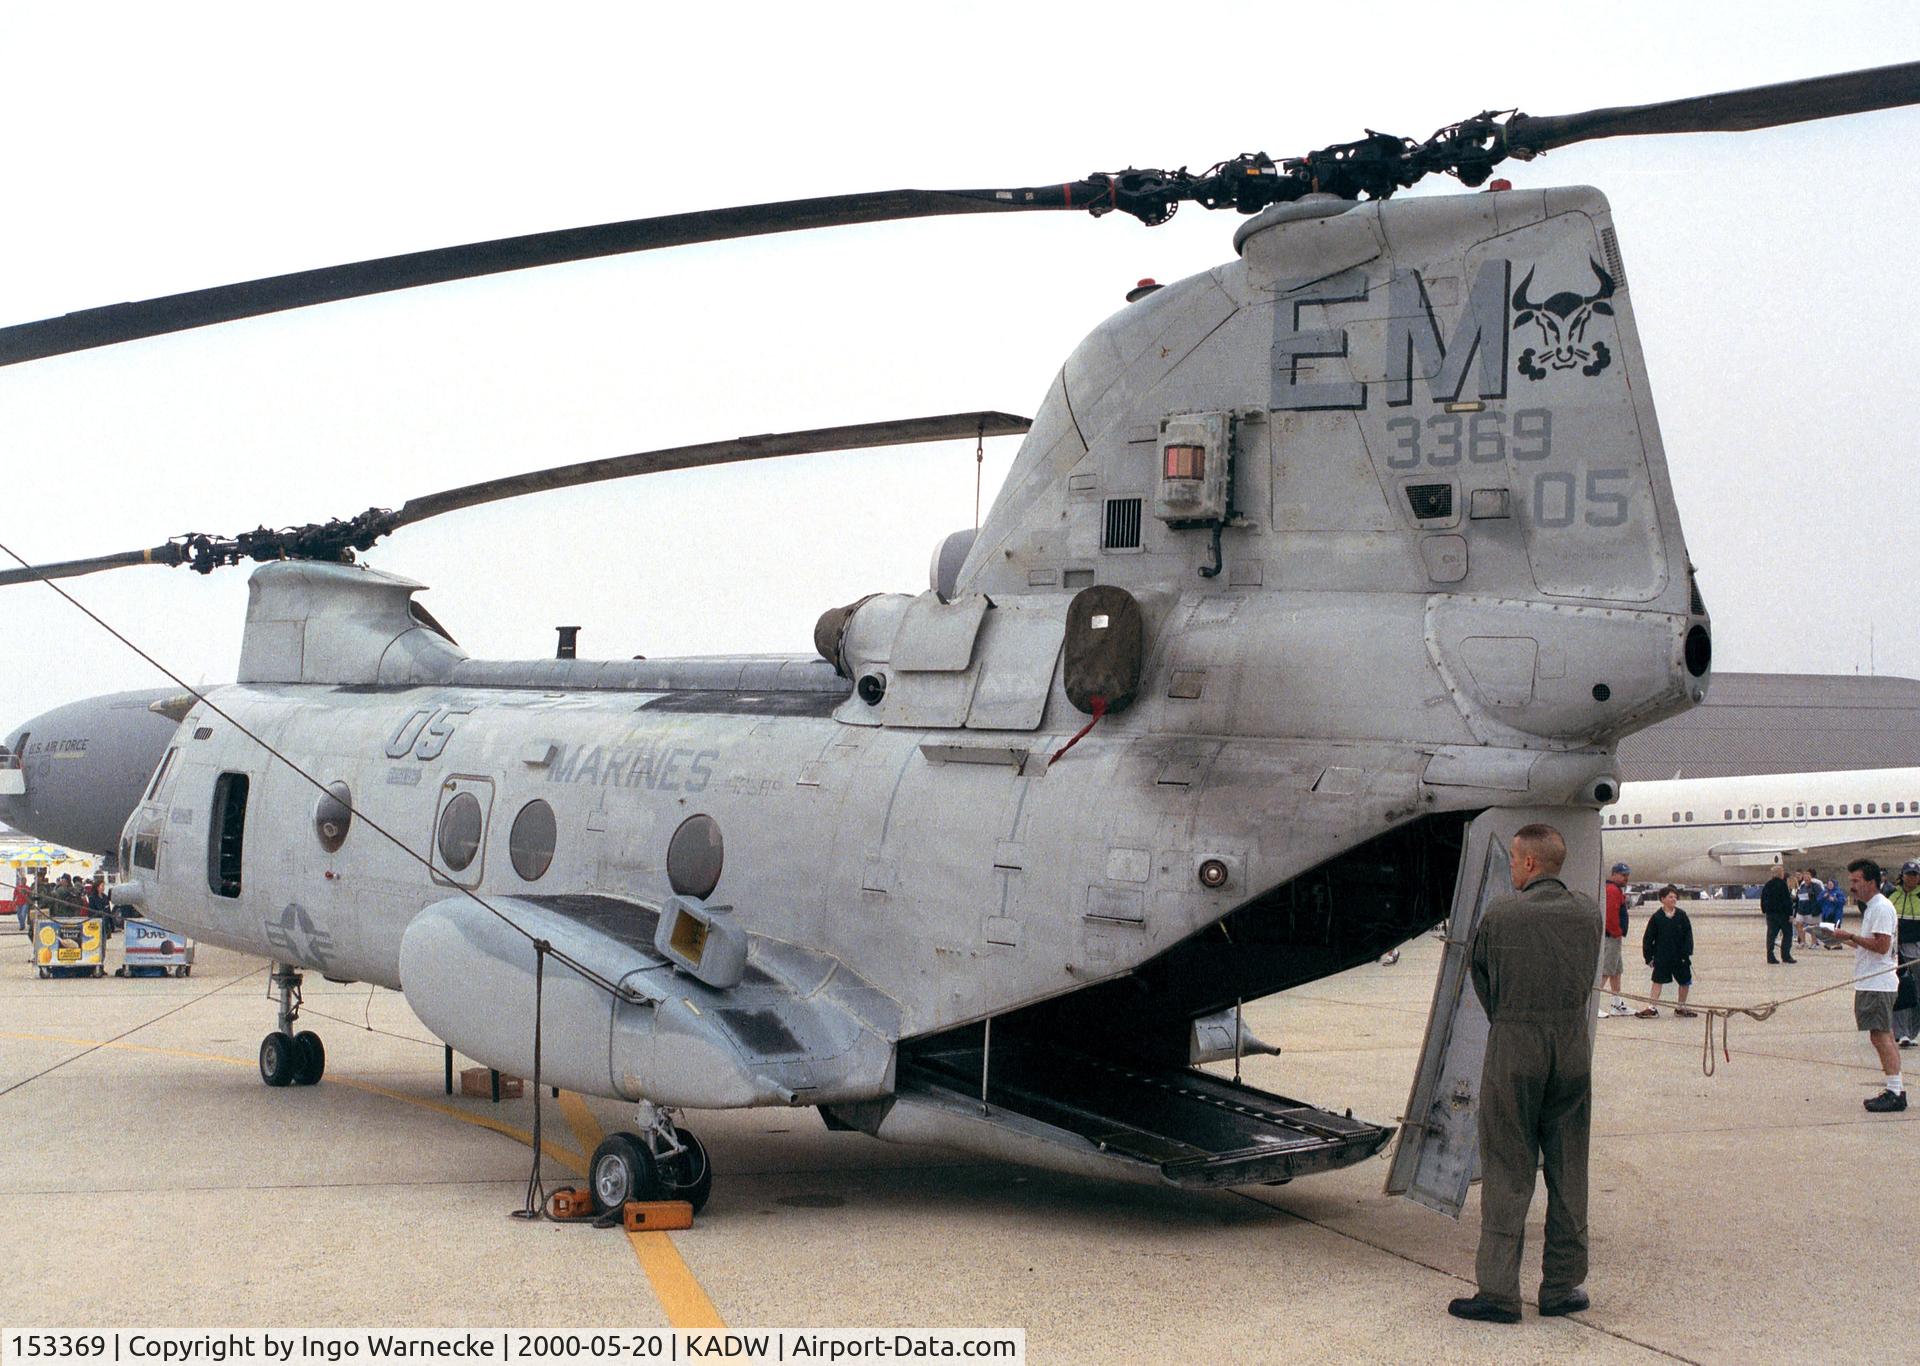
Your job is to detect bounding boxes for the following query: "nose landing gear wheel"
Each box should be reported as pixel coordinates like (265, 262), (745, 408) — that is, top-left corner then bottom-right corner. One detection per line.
(589, 1133), (662, 1214)
(259, 1031), (297, 1087)
(657, 1126), (713, 1215)
(292, 1030), (325, 1085)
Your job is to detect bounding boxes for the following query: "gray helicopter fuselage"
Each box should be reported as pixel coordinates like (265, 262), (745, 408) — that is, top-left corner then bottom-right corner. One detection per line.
(8, 184), (1708, 1195)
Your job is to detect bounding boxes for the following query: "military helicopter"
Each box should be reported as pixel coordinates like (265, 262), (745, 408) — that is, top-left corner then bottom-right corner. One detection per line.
(4, 62), (1916, 1220)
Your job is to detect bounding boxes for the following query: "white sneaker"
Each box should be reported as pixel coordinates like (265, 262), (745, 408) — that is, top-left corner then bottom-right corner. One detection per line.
(1611, 1001), (1633, 1016)
(1598, 1008), (1611, 1020)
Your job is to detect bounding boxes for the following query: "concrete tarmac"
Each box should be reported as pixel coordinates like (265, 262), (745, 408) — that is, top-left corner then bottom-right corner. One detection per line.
(0, 912), (1910, 1364)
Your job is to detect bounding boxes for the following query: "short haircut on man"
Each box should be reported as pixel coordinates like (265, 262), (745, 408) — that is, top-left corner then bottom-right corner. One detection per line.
(1659, 885), (1680, 900)
(1849, 857), (1883, 885)
(1512, 823), (1567, 874)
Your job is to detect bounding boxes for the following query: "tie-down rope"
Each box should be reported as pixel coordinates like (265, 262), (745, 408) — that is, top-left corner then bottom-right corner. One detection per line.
(1599, 955), (1915, 1076)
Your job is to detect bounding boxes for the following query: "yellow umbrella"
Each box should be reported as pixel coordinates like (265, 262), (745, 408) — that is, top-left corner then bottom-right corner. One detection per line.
(7, 843), (77, 868)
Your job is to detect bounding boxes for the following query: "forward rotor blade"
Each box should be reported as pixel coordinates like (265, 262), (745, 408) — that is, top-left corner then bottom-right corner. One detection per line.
(388, 411), (1033, 528)
(0, 545), (185, 589)
(0, 411), (1032, 590)
(1508, 60), (1920, 154)
(0, 187), (1091, 367)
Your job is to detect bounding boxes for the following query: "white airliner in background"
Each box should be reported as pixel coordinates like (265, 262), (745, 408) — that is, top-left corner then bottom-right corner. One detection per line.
(1603, 767), (1920, 888)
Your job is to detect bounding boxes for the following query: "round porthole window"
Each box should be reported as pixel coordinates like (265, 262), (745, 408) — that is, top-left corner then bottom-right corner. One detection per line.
(436, 791), (484, 873)
(666, 814), (724, 899)
(314, 781), (353, 853)
(509, 799), (557, 881)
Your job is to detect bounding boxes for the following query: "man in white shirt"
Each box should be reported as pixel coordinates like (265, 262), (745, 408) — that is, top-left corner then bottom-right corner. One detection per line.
(1833, 859), (1905, 1112)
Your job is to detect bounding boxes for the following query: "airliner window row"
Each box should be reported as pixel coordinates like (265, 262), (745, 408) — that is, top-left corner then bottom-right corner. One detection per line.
(1606, 799), (1920, 826)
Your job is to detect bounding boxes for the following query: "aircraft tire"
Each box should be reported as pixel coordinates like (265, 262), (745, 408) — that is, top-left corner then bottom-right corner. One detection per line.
(589, 1133), (660, 1214)
(659, 1127), (713, 1215)
(292, 1031), (326, 1086)
(259, 1031), (298, 1087)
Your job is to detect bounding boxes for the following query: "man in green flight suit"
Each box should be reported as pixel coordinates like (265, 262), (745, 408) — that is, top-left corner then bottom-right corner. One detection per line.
(1448, 822), (1600, 1325)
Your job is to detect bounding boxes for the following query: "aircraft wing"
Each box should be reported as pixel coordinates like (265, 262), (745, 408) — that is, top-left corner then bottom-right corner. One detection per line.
(1706, 831), (1920, 871)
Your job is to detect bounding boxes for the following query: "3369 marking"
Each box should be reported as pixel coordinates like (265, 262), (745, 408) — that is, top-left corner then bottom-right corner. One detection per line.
(1384, 407), (1552, 467)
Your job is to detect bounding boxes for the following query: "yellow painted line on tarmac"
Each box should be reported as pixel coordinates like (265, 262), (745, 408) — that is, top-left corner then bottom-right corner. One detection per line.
(5, 1028), (720, 1328)
(555, 1089), (726, 1330)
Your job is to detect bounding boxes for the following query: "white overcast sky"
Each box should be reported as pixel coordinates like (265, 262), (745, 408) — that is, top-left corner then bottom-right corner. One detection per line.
(2, 2), (1917, 732)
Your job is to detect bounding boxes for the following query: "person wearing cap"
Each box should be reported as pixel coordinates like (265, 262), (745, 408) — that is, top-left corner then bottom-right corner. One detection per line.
(1889, 859), (1920, 1048)
(1832, 859), (1904, 1112)
(1600, 864), (1631, 1017)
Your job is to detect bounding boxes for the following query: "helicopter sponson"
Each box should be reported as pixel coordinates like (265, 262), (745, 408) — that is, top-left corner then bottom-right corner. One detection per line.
(7, 185), (1708, 1197)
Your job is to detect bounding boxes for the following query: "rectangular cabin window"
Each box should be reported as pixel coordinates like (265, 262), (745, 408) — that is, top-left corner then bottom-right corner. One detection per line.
(207, 772), (250, 899)
(1737, 808), (1746, 820)
(1854, 804), (1863, 815)
(1795, 805), (1805, 818)
(1826, 805), (1835, 815)
(1685, 812), (1694, 822)
(1899, 802), (1908, 814)
(1633, 814), (1642, 825)
(131, 823), (160, 871)
(1767, 807), (1775, 818)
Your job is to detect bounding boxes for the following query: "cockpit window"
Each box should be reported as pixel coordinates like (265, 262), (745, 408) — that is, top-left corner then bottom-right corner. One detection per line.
(145, 747), (179, 802)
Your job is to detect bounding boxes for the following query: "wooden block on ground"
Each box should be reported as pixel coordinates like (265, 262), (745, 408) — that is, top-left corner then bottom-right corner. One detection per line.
(622, 1200), (694, 1231)
(458, 1066), (523, 1099)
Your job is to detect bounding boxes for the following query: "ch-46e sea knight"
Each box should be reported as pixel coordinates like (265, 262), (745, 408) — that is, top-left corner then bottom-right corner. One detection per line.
(5, 64), (1915, 1220)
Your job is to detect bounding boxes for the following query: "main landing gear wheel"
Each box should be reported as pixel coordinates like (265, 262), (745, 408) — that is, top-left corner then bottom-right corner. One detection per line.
(292, 1030), (325, 1086)
(657, 1126), (713, 1215)
(259, 1030), (297, 1086)
(589, 1133), (662, 1214)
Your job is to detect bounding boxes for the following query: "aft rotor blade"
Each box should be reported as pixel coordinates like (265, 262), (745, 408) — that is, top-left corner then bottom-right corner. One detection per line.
(389, 411), (1033, 528)
(0, 188), (1093, 367)
(1508, 61), (1920, 153)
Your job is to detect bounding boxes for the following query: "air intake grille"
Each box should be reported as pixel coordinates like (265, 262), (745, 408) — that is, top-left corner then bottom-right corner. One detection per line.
(1104, 497), (1143, 549)
(1406, 484), (1453, 521)
(1600, 226), (1628, 290)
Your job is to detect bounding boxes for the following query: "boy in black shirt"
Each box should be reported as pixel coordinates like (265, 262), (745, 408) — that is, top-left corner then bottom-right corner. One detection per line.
(1638, 886), (1698, 1018)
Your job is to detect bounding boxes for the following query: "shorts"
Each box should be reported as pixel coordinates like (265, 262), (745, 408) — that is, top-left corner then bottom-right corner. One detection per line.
(1855, 991), (1896, 1033)
(1600, 936), (1624, 977)
(1794, 912), (1819, 928)
(1651, 959), (1692, 987)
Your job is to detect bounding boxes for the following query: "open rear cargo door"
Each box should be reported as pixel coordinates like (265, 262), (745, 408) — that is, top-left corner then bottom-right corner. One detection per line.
(1384, 805), (1601, 1217)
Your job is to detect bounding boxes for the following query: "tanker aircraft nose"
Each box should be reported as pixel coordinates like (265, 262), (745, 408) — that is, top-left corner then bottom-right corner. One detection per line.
(2, 689), (186, 856)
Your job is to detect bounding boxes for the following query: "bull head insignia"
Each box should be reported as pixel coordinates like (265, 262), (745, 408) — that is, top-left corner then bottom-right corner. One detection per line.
(1512, 258), (1615, 380)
